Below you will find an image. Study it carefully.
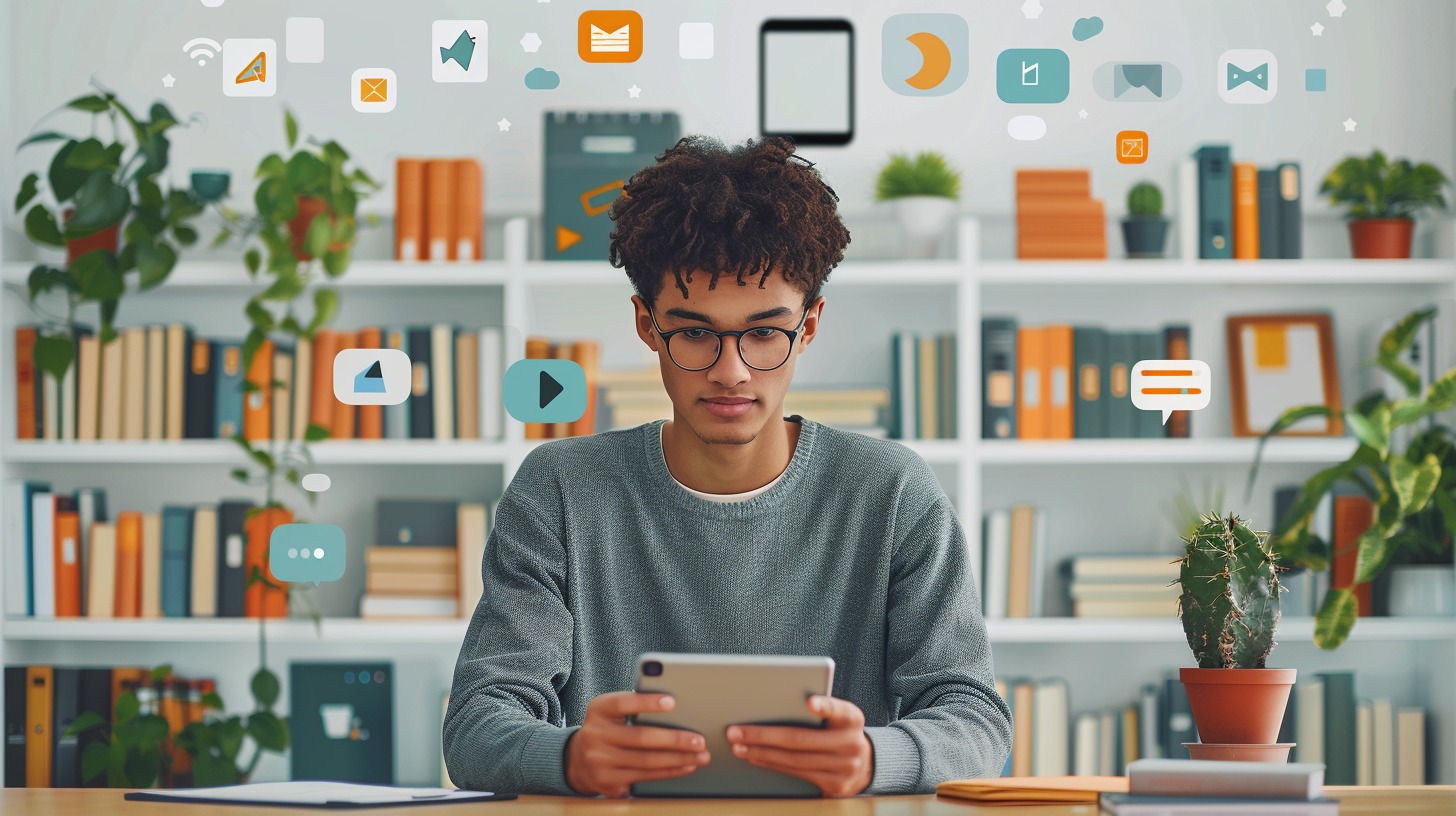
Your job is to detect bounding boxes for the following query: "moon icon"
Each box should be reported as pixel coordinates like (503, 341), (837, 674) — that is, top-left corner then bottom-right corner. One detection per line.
(903, 31), (952, 90)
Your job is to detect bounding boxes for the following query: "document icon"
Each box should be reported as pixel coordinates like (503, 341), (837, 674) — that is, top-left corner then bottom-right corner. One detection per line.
(351, 68), (396, 113)
(579, 10), (643, 62)
(996, 48), (1068, 103)
(1021, 61), (1039, 86)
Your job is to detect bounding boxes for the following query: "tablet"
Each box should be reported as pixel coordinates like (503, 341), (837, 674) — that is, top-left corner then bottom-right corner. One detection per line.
(629, 652), (835, 798)
(759, 19), (855, 145)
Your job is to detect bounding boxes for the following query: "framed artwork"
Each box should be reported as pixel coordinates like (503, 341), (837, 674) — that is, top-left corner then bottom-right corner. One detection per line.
(1226, 313), (1343, 438)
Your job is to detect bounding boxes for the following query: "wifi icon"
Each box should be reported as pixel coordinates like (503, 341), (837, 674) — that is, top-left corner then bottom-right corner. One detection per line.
(183, 37), (223, 66)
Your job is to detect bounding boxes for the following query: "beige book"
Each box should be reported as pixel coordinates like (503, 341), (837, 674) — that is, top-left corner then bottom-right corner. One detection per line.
(457, 503), (487, 617)
(145, 325), (165, 440)
(164, 325), (187, 440)
(42, 370), (58, 440)
(431, 324), (455, 440)
(292, 336), (313, 440)
(1396, 708), (1425, 785)
(120, 326), (146, 440)
(273, 349), (293, 441)
(77, 335), (101, 441)
(99, 335), (124, 440)
(918, 335), (937, 441)
(139, 512), (163, 618)
(190, 507), (218, 617)
(85, 522), (116, 618)
(366, 546), (458, 571)
(455, 333), (480, 440)
(366, 570), (458, 596)
(442, 694), (454, 788)
(1007, 504), (1035, 618)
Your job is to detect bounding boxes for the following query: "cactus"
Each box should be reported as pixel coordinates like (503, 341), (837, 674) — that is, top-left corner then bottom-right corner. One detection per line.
(1177, 512), (1282, 669)
(1127, 182), (1163, 217)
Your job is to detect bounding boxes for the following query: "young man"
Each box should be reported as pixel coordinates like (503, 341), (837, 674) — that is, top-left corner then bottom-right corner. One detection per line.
(444, 136), (1011, 798)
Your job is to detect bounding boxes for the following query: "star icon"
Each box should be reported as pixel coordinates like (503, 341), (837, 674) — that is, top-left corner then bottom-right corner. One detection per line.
(1343, 118), (1357, 132)
(1077, 108), (1088, 120)
(162, 73), (176, 88)
(497, 118), (511, 132)
(627, 84), (642, 99)
(1311, 22), (1325, 36)
(1021, 0), (1043, 20)
(1326, 0), (1346, 17)
(521, 33), (542, 53)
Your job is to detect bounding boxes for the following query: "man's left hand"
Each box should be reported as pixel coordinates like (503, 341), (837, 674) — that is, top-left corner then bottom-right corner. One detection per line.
(725, 695), (872, 797)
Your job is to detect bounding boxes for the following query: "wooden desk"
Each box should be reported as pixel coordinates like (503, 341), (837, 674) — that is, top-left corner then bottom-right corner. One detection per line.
(0, 787), (1453, 815)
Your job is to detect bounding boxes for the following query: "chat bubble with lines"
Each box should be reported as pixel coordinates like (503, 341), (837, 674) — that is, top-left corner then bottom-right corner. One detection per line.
(1132, 359), (1211, 424)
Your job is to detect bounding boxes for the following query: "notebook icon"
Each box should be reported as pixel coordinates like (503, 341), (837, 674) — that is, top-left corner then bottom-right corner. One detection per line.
(579, 10), (643, 62)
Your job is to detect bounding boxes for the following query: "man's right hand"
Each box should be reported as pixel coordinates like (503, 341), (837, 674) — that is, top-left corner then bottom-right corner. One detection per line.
(564, 691), (711, 798)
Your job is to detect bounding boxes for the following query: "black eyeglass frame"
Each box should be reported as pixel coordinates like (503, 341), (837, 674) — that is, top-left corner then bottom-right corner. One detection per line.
(647, 307), (810, 372)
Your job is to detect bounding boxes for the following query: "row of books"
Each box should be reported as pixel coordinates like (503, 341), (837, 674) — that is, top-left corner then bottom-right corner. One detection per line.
(1015, 169), (1107, 260)
(1187, 147), (1302, 260)
(981, 320), (1192, 440)
(979, 504), (1047, 619)
(997, 676), (1186, 777)
(394, 157), (484, 261)
(4, 666), (213, 788)
(890, 331), (958, 439)
(361, 499), (489, 619)
(12, 325), (506, 443)
(1288, 672), (1426, 785)
(523, 338), (600, 438)
(3, 482), (291, 620)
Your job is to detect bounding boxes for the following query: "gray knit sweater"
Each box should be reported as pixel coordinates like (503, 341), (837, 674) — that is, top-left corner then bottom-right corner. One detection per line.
(443, 417), (1012, 795)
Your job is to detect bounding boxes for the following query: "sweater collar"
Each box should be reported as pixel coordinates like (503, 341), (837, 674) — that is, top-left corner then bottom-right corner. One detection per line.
(643, 416), (817, 517)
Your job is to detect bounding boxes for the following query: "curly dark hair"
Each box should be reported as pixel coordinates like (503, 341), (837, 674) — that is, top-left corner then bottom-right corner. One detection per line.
(608, 135), (850, 309)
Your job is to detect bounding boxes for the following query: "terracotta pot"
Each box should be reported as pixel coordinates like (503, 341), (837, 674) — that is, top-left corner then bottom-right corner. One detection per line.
(1184, 742), (1294, 762)
(1180, 667), (1296, 745)
(287, 196), (336, 260)
(63, 207), (121, 263)
(1348, 218), (1414, 259)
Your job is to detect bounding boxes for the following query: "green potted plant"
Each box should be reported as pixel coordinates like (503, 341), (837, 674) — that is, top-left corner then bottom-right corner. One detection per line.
(1320, 151), (1449, 259)
(1122, 181), (1168, 259)
(1176, 512), (1295, 762)
(1249, 307), (1455, 647)
(13, 84), (203, 380)
(874, 151), (961, 259)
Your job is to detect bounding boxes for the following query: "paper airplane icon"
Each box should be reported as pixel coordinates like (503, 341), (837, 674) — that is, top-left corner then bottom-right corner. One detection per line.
(555, 224), (582, 253)
(353, 360), (387, 394)
(235, 51), (266, 84)
(440, 29), (475, 70)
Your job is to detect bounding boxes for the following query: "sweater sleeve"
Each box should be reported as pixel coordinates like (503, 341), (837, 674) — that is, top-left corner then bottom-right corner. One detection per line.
(863, 495), (1013, 794)
(442, 471), (580, 795)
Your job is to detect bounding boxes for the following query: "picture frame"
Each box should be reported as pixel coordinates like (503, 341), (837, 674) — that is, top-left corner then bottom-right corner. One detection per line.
(1225, 312), (1343, 438)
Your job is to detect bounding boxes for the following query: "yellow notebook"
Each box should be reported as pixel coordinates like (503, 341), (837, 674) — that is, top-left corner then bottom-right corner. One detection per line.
(937, 775), (1129, 805)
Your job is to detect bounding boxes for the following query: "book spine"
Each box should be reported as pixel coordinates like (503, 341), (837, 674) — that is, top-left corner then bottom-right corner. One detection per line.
(99, 336), (124, 440)
(1332, 495), (1375, 615)
(14, 327), (39, 440)
(85, 521), (116, 619)
(1044, 325), (1074, 440)
(523, 336), (550, 439)
(1232, 161), (1260, 260)
(291, 337), (313, 440)
(139, 512), (163, 619)
(216, 502), (251, 618)
(454, 158), (484, 261)
(77, 335), (100, 441)
(160, 507), (194, 618)
(330, 331), (358, 440)
(1105, 332), (1134, 438)
(31, 492), (56, 619)
(145, 325), (165, 440)
(1194, 145), (1234, 259)
(425, 159), (457, 261)
(309, 330), (337, 438)
(383, 329), (408, 439)
(272, 346), (293, 442)
(395, 158), (425, 261)
(479, 328), (502, 440)
(1256, 168), (1282, 259)
(244, 507), (292, 618)
(25, 666), (53, 787)
(213, 342), (244, 440)
(455, 331), (481, 440)
(243, 339), (274, 442)
(1134, 333), (1164, 438)
(357, 328), (384, 439)
(190, 507), (218, 618)
(432, 324), (456, 440)
(50, 668), (81, 786)
(1276, 162), (1303, 259)
(1162, 325), (1192, 439)
(120, 327), (146, 440)
(1016, 327), (1045, 440)
(1319, 671), (1357, 785)
(183, 337), (214, 439)
(410, 327), (436, 439)
(1073, 327), (1108, 439)
(114, 512), (142, 618)
(53, 510), (82, 618)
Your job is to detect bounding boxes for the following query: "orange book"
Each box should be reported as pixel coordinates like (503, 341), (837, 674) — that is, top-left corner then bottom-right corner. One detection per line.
(1016, 169), (1091, 195)
(15, 326), (38, 440)
(54, 511), (82, 618)
(331, 330), (358, 439)
(114, 511), (143, 618)
(309, 330), (338, 438)
(425, 159), (457, 261)
(1233, 162), (1260, 260)
(243, 339), (274, 442)
(356, 327), (383, 439)
(1332, 495), (1375, 615)
(551, 342), (575, 437)
(1012, 681), (1034, 777)
(454, 158), (484, 260)
(26, 666), (54, 787)
(395, 158), (426, 261)
(1043, 324), (1074, 440)
(524, 336), (553, 439)
(244, 506), (293, 618)
(1016, 327), (1047, 440)
(569, 340), (600, 437)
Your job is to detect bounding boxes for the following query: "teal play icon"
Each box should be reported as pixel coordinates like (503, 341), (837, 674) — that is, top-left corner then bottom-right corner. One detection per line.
(504, 359), (587, 424)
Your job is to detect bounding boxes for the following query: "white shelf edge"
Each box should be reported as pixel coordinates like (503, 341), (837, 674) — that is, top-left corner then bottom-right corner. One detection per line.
(0, 440), (516, 465)
(978, 437), (1358, 465)
(987, 616), (1456, 643)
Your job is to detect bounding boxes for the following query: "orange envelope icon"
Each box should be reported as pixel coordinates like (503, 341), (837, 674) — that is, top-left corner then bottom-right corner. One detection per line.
(360, 76), (388, 103)
(578, 10), (643, 62)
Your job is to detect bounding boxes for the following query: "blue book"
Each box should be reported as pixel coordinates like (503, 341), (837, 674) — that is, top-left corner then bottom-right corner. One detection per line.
(6, 480), (51, 617)
(1193, 145), (1233, 260)
(212, 342), (245, 439)
(160, 506), (195, 617)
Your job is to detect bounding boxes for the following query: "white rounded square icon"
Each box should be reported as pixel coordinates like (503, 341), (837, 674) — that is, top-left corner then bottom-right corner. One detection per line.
(222, 38), (277, 97)
(1218, 49), (1277, 104)
(432, 20), (488, 83)
(333, 348), (412, 405)
(679, 23), (714, 60)
(352, 68), (396, 113)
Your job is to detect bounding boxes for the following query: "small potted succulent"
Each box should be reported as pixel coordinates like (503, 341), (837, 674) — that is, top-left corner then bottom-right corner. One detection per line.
(1176, 512), (1296, 762)
(874, 151), (961, 259)
(1122, 181), (1169, 258)
(1320, 151), (1449, 259)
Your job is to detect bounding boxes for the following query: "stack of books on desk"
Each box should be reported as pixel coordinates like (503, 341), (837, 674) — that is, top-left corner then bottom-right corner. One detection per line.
(359, 499), (488, 619)
(1102, 758), (1335, 814)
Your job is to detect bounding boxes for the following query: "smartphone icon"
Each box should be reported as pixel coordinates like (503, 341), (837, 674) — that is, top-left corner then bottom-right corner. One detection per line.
(759, 19), (854, 146)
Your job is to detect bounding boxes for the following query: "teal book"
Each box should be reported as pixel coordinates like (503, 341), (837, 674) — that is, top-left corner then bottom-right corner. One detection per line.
(1073, 327), (1108, 439)
(1134, 333), (1164, 438)
(160, 506), (195, 617)
(1274, 162), (1303, 259)
(212, 341), (245, 440)
(1106, 332), (1135, 438)
(1317, 671), (1357, 784)
(1193, 145), (1233, 259)
(938, 334), (957, 439)
(981, 318), (1018, 439)
(1256, 168), (1282, 259)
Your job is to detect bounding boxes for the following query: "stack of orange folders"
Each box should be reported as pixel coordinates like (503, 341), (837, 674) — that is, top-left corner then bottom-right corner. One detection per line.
(937, 775), (1129, 805)
(1016, 169), (1107, 259)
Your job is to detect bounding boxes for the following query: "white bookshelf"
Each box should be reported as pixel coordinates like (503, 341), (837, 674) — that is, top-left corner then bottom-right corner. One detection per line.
(4, 216), (1455, 785)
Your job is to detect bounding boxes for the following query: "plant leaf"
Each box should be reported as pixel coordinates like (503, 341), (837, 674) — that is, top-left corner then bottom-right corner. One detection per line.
(1346, 403), (1391, 456)
(34, 333), (75, 382)
(247, 710), (290, 752)
(65, 710), (107, 737)
(17, 130), (72, 149)
(24, 204), (64, 246)
(306, 288), (339, 334)
(71, 249), (124, 301)
(115, 690), (140, 725)
(80, 741), (112, 783)
(1353, 527), (1397, 584)
(304, 423), (330, 442)
(1313, 588), (1359, 649)
(285, 109), (299, 149)
(304, 211), (332, 258)
(135, 241), (177, 290)
(251, 667), (282, 708)
(1391, 453), (1442, 517)
(15, 172), (40, 212)
(27, 264), (74, 301)
(66, 169), (129, 236)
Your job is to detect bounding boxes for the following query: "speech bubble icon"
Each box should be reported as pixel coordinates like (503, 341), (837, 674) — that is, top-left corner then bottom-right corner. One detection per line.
(269, 523), (346, 587)
(1132, 359), (1212, 424)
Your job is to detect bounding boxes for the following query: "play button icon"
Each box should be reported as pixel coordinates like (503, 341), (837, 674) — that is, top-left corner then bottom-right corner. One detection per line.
(504, 359), (587, 424)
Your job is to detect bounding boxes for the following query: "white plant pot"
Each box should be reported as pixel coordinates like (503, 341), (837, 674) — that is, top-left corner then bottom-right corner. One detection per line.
(894, 196), (957, 259)
(1387, 565), (1456, 617)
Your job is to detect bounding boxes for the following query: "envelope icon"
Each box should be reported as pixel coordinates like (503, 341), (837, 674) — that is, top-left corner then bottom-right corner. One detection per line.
(360, 77), (388, 102)
(578, 11), (643, 62)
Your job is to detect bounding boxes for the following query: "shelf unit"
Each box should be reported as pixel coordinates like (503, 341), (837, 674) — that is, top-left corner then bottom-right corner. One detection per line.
(4, 217), (1455, 785)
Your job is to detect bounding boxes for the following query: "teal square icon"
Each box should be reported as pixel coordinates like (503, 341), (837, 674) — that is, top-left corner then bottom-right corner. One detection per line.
(882, 14), (969, 96)
(1305, 68), (1326, 92)
(503, 359), (588, 424)
(996, 48), (1070, 103)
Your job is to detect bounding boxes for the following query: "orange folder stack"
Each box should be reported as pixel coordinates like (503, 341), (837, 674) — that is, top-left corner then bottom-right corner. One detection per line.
(1016, 169), (1107, 259)
(396, 157), (484, 262)
(243, 340), (274, 442)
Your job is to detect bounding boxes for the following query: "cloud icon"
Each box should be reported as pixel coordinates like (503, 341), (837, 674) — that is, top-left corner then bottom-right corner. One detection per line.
(524, 67), (560, 90)
(1072, 16), (1104, 41)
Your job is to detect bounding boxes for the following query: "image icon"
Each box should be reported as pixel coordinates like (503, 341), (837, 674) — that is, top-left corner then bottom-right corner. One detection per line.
(222, 38), (276, 97)
(1117, 130), (1148, 164)
(432, 19), (488, 82)
(503, 359), (587, 423)
(269, 523), (347, 586)
(881, 14), (968, 97)
(1218, 49), (1277, 104)
(352, 68), (396, 113)
(1093, 62), (1183, 102)
(996, 48), (1069, 104)
(1131, 360), (1212, 424)
(578, 10), (643, 63)
(333, 348), (412, 405)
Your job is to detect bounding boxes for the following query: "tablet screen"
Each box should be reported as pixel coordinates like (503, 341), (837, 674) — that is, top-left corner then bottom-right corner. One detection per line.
(760, 23), (853, 144)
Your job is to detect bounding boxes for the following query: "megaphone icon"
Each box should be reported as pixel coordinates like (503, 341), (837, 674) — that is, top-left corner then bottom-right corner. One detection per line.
(235, 51), (266, 84)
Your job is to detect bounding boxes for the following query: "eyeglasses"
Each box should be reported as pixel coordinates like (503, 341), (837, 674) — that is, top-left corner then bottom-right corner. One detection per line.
(648, 308), (808, 372)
